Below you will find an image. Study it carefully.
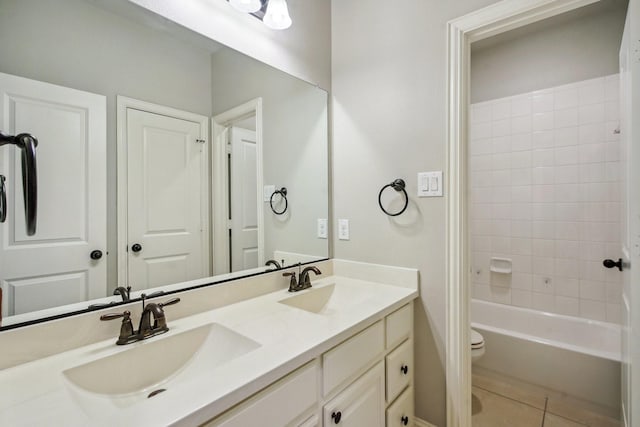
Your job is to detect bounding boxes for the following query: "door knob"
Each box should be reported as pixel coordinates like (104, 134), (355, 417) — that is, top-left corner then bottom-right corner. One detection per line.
(331, 411), (342, 424)
(90, 250), (103, 260)
(603, 258), (623, 271)
(131, 243), (142, 253)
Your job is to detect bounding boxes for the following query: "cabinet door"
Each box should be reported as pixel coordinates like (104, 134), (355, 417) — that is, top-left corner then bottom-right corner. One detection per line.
(323, 362), (385, 427)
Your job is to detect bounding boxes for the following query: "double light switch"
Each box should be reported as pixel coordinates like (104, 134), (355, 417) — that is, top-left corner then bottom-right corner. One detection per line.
(417, 171), (443, 197)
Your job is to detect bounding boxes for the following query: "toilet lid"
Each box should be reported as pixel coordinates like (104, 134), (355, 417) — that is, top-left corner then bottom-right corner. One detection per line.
(471, 329), (484, 348)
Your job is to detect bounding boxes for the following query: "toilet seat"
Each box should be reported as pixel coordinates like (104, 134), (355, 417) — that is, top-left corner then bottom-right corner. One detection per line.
(471, 329), (484, 349)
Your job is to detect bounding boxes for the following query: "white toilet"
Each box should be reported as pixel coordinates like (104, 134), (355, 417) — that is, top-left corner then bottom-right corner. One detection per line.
(471, 329), (485, 363)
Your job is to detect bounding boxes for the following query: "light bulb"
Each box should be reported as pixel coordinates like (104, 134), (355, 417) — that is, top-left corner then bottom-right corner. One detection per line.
(263, 0), (292, 30)
(229, 0), (262, 14)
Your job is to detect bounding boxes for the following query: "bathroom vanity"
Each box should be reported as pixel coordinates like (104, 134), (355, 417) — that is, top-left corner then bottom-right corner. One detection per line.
(0, 260), (418, 426)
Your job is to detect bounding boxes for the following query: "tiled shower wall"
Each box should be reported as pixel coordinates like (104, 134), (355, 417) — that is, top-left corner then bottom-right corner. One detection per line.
(469, 74), (622, 324)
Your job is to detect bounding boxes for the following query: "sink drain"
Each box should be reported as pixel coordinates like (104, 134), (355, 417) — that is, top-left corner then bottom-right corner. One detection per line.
(148, 388), (167, 398)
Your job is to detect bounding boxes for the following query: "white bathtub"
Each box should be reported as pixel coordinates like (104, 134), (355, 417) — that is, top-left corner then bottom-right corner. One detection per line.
(471, 299), (621, 412)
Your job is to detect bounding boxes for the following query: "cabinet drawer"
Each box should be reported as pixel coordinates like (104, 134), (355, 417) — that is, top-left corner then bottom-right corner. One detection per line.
(323, 320), (384, 396)
(386, 387), (414, 427)
(386, 303), (412, 349)
(297, 414), (319, 427)
(206, 361), (318, 426)
(386, 339), (413, 403)
(323, 362), (385, 427)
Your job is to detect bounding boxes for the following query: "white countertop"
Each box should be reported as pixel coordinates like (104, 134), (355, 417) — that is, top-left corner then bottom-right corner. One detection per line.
(0, 275), (417, 426)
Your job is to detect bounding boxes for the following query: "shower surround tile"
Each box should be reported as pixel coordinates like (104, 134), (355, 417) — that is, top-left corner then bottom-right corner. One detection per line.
(469, 74), (622, 324)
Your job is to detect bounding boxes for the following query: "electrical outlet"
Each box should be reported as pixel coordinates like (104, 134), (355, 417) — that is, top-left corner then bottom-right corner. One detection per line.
(338, 219), (350, 240)
(317, 218), (328, 239)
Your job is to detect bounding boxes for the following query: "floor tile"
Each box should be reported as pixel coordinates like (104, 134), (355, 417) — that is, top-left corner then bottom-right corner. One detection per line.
(544, 413), (587, 427)
(545, 400), (621, 427)
(472, 386), (544, 427)
(473, 371), (547, 410)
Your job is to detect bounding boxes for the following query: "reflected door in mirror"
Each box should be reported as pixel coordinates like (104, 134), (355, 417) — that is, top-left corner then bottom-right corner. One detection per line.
(0, 72), (107, 315)
(125, 107), (209, 290)
(230, 126), (260, 271)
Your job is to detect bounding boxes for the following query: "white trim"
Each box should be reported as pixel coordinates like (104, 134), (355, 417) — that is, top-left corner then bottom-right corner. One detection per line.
(211, 98), (264, 274)
(116, 96), (210, 286)
(415, 417), (438, 427)
(445, 1), (600, 426)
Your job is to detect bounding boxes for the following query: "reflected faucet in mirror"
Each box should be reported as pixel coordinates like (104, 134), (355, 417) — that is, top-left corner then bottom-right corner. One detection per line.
(265, 259), (283, 270)
(113, 286), (131, 302)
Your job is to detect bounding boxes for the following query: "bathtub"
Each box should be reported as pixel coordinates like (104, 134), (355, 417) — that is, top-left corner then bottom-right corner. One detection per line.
(471, 299), (621, 412)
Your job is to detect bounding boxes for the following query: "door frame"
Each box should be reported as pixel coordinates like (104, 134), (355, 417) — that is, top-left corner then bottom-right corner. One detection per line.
(211, 98), (264, 275)
(445, 1), (601, 425)
(116, 96), (210, 286)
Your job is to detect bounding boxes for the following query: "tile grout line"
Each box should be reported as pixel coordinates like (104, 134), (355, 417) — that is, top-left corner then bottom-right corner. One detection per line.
(541, 396), (549, 427)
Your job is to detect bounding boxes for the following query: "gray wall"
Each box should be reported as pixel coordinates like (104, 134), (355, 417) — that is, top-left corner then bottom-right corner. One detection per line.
(211, 48), (329, 262)
(471, 0), (628, 102)
(331, 1), (503, 424)
(0, 0), (214, 292)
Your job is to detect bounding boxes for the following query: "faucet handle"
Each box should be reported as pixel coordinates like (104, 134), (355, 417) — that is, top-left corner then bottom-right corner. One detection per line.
(283, 271), (298, 292)
(100, 310), (131, 322)
(158, 297), (180, 308)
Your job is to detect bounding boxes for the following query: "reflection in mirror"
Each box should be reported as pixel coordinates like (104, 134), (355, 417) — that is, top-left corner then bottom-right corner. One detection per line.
(0, 0), (329, 328)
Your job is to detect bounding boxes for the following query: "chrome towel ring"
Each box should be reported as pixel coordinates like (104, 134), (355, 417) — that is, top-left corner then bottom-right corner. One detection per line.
(378, 179), (408, 217)
(270, 187), (288, 215)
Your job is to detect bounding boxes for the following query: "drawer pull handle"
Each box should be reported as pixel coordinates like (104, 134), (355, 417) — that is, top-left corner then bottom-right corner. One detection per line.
(401, 415), (409, 425)
(332, 411), (342, 424)
(401, 364), (409, 375)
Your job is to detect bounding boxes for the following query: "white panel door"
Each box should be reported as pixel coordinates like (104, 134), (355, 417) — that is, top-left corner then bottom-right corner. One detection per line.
(230, 126), (259, 271)
(0, 72), (106, 316)
(620, 2), (640, 425)
(126, 108), (207, 290)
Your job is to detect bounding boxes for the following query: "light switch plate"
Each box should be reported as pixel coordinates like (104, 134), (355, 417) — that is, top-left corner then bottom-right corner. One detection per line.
(338, 219), (350, 240)
(317, 218), (328, 239)
(417, 171), (443, 197)
(263, 185), (275, 202)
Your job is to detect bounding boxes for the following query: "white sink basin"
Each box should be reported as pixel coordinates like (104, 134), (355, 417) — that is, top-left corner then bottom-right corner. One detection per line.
(278, 284), (347, 315)
(63, 323), (259, 407)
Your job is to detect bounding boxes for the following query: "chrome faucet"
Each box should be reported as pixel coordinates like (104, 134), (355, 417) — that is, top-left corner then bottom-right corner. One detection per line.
(100, 295), (180, 345)
(283, 263), (321, 292)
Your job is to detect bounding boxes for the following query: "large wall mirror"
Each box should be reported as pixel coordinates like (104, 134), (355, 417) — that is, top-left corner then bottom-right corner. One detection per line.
(0, 0), (329, 328)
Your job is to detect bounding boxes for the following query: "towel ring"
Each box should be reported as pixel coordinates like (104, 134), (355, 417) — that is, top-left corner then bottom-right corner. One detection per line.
(378, 179), (408, 217)
(270, 187), (288, 215)
(0, 175), (6, 223)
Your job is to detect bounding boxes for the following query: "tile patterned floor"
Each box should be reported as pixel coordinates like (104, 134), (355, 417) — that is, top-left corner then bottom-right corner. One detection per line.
(472, 370), (621, 427)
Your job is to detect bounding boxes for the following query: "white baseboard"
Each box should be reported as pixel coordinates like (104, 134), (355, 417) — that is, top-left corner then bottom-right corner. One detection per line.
(415, 417), (437, 427)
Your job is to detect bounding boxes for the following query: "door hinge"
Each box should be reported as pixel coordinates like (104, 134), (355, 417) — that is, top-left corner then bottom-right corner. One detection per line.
(225, 143), (232, 154)
(226, 219), (232, 230)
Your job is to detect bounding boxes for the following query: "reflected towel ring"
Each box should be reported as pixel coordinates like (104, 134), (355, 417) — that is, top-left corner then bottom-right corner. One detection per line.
(378, 179), (408, 217)
(270, 187), (288, 215)
(0, 175), (6, 223)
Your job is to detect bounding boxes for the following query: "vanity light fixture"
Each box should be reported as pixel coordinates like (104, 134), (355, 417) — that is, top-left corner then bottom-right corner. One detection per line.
(229, 0), (262, 13)
(263, 0), (292, 30)
(226, 0), (292, 30)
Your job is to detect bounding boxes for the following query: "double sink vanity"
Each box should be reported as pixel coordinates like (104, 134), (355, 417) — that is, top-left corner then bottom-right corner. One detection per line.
(0, 260), (418, 426)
